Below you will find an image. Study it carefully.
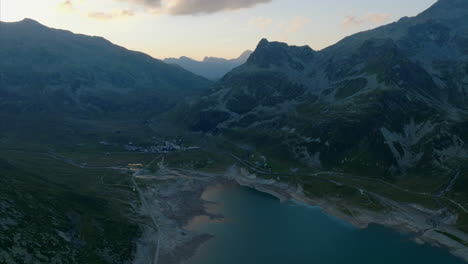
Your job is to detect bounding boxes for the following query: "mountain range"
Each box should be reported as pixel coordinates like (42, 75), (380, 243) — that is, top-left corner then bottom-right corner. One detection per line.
(163, 50), (252, 80)
(1, 0), (468, 263)
(0, 18), (212, 263)
(0, 18), (212, 144)
(158, 0), (468, 238)
(173, 0), (468, 178)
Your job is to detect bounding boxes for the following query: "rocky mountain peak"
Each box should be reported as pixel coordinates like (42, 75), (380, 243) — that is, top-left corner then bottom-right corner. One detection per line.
(0, 18), (44, 31)
(19, 18), (42, 24)
(247, 38), (315, 68)
(235, 50), (254, 63)
(5, 18), (45, 28)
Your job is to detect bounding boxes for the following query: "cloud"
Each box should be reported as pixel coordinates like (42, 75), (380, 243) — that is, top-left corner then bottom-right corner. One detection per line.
(57, 0), (75, 12)
(56, 0), (135, 20)
(341, 13), (391, 29)
(88, 10), (135, 20)
(283, 16), (310, 33)
(275, 16), (310, 43)
(249, 16), (273, 29)
(366, 13), (391, 24)
(116, 0), (272, 15)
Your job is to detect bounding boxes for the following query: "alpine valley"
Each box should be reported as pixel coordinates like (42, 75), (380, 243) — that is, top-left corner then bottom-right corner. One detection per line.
(1, 0), (468, 263)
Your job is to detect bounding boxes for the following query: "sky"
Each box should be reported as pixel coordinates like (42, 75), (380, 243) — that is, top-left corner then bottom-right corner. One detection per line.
(0, 0), (437, 60)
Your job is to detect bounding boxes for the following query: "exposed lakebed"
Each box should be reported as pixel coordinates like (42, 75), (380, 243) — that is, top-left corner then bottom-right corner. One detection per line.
(185, 184), (465, 264)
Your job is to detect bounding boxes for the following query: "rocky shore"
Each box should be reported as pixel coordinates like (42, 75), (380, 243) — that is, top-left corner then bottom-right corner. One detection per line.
(134, 165), (468, 263)
(226, 166), (468, 263)
(132, 168), (227, 264)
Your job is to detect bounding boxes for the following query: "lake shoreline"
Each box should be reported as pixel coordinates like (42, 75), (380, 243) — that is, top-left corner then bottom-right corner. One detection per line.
(226, 168), (468, 263)
(141, 166), (468, 264)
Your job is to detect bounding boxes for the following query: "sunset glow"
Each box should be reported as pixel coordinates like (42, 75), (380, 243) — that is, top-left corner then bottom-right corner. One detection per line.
(1, 0), (437, 60)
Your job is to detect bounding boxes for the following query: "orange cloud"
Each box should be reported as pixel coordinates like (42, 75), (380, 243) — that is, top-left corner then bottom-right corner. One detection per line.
(88, 10), (135, 20)
(249, 16), (273, 29)
(276, 16), (311, 43)
(57, 0), (75, 13)
(284, 16), (310, 33)
(341, 13), (391, 29)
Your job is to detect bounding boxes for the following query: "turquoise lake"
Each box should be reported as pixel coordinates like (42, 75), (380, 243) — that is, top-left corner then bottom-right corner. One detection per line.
(186, 184), (465, 264)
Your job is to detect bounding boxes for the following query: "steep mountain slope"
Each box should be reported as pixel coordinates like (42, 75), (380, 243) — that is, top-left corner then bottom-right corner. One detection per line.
(0, 19), (211, 113)
(0, 18), (212, 144)
(152, 2), (468, 250)
(164, 50), (252, 80)
(1, 1), (468, 263)
(170, 0), (468, 184)
(0, 19), (212, 264)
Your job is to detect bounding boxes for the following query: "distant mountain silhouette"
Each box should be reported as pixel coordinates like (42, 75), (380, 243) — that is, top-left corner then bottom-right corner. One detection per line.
(164, 50), (252, 80)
